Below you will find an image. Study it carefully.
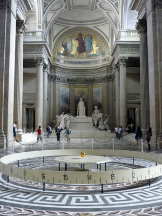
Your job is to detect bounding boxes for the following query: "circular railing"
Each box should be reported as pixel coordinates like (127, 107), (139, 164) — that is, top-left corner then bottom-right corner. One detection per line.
(0, 149), (162, 185)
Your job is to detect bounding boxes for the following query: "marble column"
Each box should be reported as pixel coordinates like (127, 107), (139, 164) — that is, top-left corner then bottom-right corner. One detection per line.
(3, 0), (16, 147)
(136, 19), (149, 132)
(87, 78), (93, 116)
(146, 0), (159, 143)
(109, 75), (114, 129)
(119, 58), (127, 129)
(35, 57), (44, 130)
(155, 1), (162, 140)
(69, 79), (76, 116)
(0, 0), (8, 145)
(106, 76), (110, 116)
(53, 75), (57, 125)
(114, 61), (120, 127)
(43, 64), (48, 130)
(14, 20), (27, 141)
(49, 75), (54, 125)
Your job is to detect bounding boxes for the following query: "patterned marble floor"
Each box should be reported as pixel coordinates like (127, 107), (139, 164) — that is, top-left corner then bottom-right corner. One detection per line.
(1, 136), (162, 216)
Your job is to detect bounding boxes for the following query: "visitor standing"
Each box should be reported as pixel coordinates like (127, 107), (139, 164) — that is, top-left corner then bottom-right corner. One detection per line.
(37, 126), (42, 144)
(146, 127), (152, 150)
(135, 126), (142, 147)
(64, 126), (71, 142)
(115, 126), (118, 138)
(46, 126), (50, 138)
(55, 126), (62, 144)
(13, 121), (17, 141)
(120, 126), (123, 138)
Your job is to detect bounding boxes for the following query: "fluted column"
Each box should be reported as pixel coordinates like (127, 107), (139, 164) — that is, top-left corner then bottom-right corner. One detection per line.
(146, 0), (159, 143)
(155, 1), (162, 140)
(35, 58), (44, 130)
(69, 79), (76, 116)
(87, 78), (93, 116)
(114, 61), (120, 127)
(43, 64), (48, 130)
(109, 75), (114, 129)
(14, 20), (27, 140)
(0, 1), (8, 145)
(136, 18), (149, 132)
(53, 75), (57, 124)
(49, 75), (54, 125)
(119, 58), (127, 129)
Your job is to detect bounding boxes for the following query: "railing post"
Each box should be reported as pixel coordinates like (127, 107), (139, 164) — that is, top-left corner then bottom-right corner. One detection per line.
(42, 139), (44, 151)
(141, 139), (143, 152)
(92, 138), (93, 149)
(63, 138), (64, 149)
(12, 139), (14, 153)
(113, 138), (114, 150)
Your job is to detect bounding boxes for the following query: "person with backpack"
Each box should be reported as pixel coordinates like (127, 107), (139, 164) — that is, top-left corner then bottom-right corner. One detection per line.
(146, 127), (152, 150)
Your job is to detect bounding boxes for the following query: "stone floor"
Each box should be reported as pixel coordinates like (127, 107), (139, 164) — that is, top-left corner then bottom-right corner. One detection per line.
(0, 134), (162, 216)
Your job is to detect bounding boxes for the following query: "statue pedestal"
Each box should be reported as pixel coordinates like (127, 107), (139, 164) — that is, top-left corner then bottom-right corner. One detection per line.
(73, 116), (92, 123)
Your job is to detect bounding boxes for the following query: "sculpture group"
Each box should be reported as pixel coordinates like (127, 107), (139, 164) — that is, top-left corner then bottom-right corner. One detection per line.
(92, 106), (110, 131)
(56, 113), (72, 129)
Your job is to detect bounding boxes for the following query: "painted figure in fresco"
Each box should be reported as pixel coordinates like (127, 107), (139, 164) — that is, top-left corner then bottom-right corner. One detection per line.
(85, 35), (93, 54)
(75, 33), (86, 54)
(95, 43), (102, 56)
(66, 36), (74, 55)
(62, 42), (69, 56)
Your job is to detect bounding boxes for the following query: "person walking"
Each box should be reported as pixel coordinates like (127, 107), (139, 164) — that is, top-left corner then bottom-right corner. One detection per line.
(120, 126), (123, 138)
(146, 127), (152, 150)
(135, 126), (142, 147)
(64, 126), (71, 143)
(37, 126), (42, 144)
(13, 121), (17, 141)
(55, 126), (62, 144)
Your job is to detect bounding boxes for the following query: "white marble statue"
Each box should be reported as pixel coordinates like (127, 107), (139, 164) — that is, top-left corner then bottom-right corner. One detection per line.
(77, 98), (85, 116)
(98, 118), (105, 130)
(56, 113), (72, 129)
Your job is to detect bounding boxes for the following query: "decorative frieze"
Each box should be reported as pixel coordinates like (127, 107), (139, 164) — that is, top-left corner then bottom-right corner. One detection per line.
(16, 20), (27, 36)
(86, 78), (93, 84)
(68, 78), (76, 84)
(136, 18), (147, 35)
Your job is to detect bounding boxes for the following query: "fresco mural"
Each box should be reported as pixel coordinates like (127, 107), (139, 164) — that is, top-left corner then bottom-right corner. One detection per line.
(93, 86), (103, 111)
(57, 32), (105, 58)
(75, 87), (88, 116)
(60, 86), (70, 114)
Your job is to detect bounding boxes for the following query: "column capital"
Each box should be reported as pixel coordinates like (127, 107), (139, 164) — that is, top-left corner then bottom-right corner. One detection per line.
(68, 78), (76, 84)
(86, 78), (93, 84)
(0, 0), (9, 10)
(113, 61), (120, 72)
(16, 20), (27, 36)
(35, 57), (44, 66)
(43, 63), (49, 72)
(154, 0), (162, 9)
(119, 57), (127, 67)
(136, 19), (147, 35)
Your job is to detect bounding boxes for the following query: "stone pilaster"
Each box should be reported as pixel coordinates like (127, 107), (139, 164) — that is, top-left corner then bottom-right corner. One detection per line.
(14, 20), (27, 141)
(119, 58), (127, 129)
(86, 78), (93, 116)
(43, 63), (48, 130)
(35, 57), (44, 130)
(114, 61), (120, 127)
(146, 0), (159, 143)
(69, 78), (76, 116)
(136, 18), (150, 132)
(105, 75), (110, 116)
(155, 0), (162, 141)
(0, 0), (8, 146)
